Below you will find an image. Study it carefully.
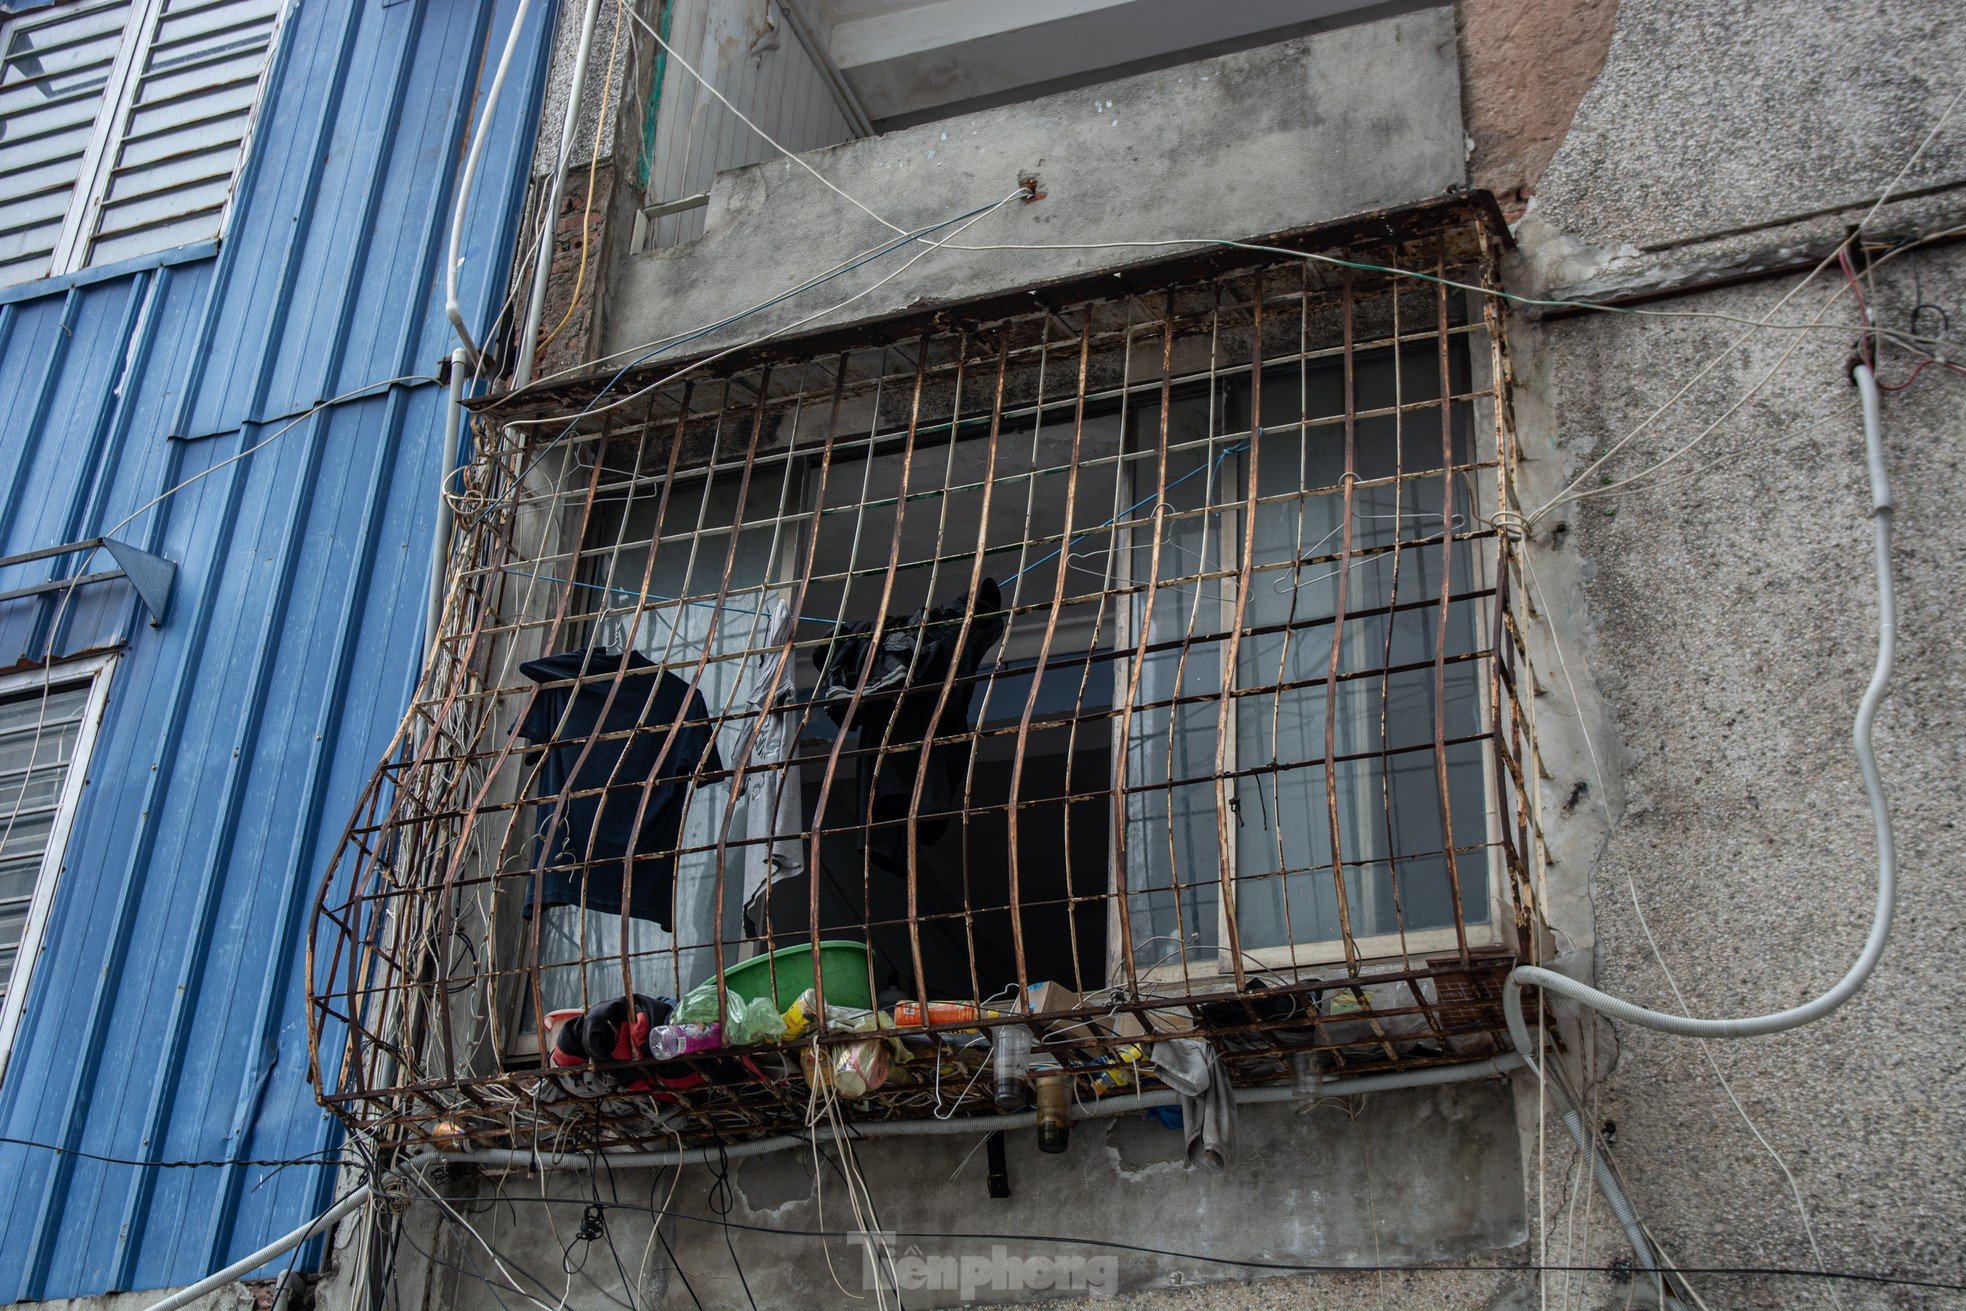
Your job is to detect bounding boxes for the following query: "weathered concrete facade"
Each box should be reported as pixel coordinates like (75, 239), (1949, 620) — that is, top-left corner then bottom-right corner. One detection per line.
(313, 3), (1965, 1310)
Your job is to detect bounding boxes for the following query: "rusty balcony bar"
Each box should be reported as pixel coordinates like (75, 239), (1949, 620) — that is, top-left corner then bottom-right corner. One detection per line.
(307, 195), (1550, 1153)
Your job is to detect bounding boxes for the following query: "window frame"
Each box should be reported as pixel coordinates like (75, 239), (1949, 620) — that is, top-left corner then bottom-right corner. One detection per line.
(1111, 358), (1510, 982)
(0, 652), (116, 1080)
(0, 0), (286, 288)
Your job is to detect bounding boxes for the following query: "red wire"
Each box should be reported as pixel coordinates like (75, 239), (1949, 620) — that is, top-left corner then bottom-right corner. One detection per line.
(1839, 244), (1964, 392)
(1838, 246), (1874, 367)
(1878, 357), (1966, 392)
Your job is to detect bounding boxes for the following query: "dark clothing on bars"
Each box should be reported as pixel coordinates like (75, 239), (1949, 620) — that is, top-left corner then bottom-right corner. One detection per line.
(812, 578), (1006, 848)
(518, 648), (722, 929)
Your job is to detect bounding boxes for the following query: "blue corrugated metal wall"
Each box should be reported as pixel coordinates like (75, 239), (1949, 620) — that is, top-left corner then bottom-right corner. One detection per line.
(0, 0), (554, 1296)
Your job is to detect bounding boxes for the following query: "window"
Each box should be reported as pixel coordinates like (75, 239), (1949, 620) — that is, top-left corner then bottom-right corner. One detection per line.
(1121, 347), (1497, 976)
(516, 329), (1500, 1013)
(311, 202), (1543, 1146)
(0, 657), (113, 1076)
(0, 0), (283, 288)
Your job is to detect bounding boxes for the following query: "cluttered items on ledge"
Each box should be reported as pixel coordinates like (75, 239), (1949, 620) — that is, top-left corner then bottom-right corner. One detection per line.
(519, 943), (1476, 1174)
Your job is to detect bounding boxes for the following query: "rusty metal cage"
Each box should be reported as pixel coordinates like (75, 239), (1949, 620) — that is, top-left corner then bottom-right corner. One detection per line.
(307, 196), (1548, 1151)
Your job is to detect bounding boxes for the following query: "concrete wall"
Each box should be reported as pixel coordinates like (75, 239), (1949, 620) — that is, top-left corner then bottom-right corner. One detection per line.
(1496, 2), (1966, 1307)
(598, 8), (1465, 362)
(351, 1084), (1526, 1311)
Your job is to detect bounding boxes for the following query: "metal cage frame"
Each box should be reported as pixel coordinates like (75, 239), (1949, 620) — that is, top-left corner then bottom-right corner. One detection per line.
(307, 195), (1550, 1152)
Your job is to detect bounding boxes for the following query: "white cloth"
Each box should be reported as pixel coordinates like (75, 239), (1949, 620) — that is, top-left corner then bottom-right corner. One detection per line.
(1152, 1037), (1236, 1172)
(741, 599), (805, 913)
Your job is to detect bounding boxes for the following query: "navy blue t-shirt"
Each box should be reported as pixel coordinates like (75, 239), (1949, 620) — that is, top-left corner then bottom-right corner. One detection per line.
(517, 649), (722, 929)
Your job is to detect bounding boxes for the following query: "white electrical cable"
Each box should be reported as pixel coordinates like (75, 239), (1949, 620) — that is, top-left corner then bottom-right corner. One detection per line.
(1502, 362), (1897, 1311)
(447, 0), (537, 364)
(139, 1181), (380, 1311)
(1505, 361), (1895, 1051)
(618, 2), (900, 235)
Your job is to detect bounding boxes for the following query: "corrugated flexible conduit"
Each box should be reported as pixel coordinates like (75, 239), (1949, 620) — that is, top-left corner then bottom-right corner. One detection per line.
(1503, 360), (1897, 1304)
(136, 1055), (1524, 1311)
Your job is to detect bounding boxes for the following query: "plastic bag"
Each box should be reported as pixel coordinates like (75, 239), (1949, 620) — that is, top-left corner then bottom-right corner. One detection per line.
(676, 980), (789, 1046)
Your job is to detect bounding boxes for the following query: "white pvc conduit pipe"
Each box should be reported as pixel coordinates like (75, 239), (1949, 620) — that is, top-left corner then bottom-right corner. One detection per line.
(446, 0), (536, 367)
(513, 0), (604, 387)
(443, 1053), (1527, 1173)
(140, 1181), (380, 1311)
(134, 1055), (1523, 1311)
(1504, 360), (1898, 1304)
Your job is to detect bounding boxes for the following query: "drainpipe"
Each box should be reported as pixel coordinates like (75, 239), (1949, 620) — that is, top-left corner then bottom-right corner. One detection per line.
(442, 1053), (1527, 1173)
(514, 0), (605, 387)
(447, 0), (537, 368)
(425, 348), (469, 660)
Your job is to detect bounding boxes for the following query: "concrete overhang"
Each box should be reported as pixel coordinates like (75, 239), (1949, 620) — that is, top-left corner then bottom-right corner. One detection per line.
(815, 0), (1411, 125)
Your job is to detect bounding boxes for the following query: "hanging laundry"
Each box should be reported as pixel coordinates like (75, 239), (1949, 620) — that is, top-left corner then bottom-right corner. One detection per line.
(812, 578), (1007, 850)
(1151, 1037), (1237, 1172)
(518, 648), (722, 930)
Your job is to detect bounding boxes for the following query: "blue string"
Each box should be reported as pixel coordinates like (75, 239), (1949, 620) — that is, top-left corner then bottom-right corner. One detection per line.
(1005, 436), (1252, 582)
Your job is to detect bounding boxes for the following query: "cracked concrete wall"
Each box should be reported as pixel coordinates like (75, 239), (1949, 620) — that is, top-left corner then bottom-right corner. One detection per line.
(1497, 2), (1966, 1308)
(356, 1084), (1527, 1311)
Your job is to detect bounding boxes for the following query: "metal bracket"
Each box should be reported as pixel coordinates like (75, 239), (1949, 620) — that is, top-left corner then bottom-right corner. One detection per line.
(0, 537), (176, 626)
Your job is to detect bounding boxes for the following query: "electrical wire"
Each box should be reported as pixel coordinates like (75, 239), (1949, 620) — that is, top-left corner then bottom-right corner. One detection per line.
(535, 0), (626, 356)
(618, 2), (900, 235)
(703, 1142), (758, 1311)
(0, 1135), (341, 1171)
(387, 1188), (1966, 1293)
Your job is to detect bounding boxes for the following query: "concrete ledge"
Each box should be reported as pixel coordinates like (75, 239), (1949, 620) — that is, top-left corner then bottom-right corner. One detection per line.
(601, 8), (1464, 360)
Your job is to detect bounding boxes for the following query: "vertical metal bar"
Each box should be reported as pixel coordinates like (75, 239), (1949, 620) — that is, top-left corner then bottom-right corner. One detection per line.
(805, 339), (930, 1018)
(898, 338), (973, 1010)
(1057, 303), (1135, 993)
(1433, 242), (1471, 962)
(1320, 271), (1362, 974)
(895, 336), (1008, 1016)
(1378, 267), (1415, 969)
(1006, 311), (1093, 1002)
(1214, 271), (1263, 990)
(1108, 296), (1176, 993)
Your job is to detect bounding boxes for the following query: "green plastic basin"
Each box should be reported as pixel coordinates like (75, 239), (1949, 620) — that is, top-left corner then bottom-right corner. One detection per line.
(722, 940), (874, 1012)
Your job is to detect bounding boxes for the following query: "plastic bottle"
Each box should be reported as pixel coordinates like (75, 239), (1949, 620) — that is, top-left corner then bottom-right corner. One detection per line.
(647, 1022), (721, 1060)
(992, 1024), (1032, 1111)
(1034, 1075), (1071, 1153)
(892, 1000), (983, 1027)
(1290, 1049), (1323, 1097)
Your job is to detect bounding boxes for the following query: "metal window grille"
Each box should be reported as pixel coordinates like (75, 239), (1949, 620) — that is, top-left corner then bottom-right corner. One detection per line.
(309, 196), (1549, 1150)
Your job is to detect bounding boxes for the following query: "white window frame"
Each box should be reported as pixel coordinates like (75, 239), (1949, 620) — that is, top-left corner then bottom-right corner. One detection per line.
(0, 0), (286, 284)
(1112, 399), (1509, 985)
(0, 653), (116, 1081)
